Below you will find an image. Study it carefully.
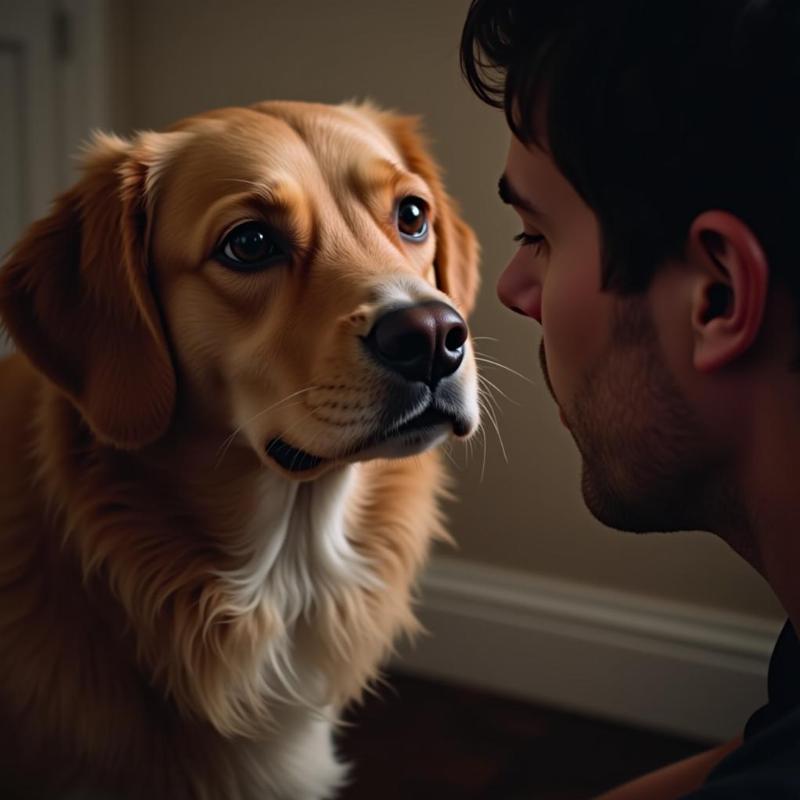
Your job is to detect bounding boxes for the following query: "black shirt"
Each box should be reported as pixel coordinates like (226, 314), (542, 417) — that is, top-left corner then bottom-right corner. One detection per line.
(683, 620), (800, 798)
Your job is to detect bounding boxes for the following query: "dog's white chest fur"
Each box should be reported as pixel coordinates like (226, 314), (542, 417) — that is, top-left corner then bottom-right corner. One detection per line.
(226, 464), (376, 625)
(210, 465), (375, 798)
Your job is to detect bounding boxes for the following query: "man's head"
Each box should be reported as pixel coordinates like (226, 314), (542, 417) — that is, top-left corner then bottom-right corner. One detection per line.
(460, 0), (800, 541)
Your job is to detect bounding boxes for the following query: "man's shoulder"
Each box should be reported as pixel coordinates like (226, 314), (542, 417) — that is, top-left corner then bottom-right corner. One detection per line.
(682, 710), (800, 797)
(683, 620), (800, 798)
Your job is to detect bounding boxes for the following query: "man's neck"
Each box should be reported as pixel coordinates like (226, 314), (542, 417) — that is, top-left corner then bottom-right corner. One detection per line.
(730, 378), (800, 630)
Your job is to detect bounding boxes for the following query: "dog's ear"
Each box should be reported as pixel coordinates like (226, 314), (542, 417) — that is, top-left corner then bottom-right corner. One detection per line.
(376, 112), (480, 317)
(0, 131), (187, 449)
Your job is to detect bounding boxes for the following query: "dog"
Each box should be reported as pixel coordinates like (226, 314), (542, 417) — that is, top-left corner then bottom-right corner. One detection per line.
(0, 100), (479, 799)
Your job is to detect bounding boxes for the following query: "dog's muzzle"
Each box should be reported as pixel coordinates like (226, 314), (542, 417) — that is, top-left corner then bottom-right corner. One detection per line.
(265, 300), (474, 475)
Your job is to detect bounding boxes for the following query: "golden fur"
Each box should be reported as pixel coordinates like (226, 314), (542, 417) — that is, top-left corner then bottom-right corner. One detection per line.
(0, 101), (479, 799)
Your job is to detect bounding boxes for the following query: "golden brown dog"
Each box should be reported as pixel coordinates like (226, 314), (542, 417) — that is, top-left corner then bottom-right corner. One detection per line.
(0, 101), (479, 799)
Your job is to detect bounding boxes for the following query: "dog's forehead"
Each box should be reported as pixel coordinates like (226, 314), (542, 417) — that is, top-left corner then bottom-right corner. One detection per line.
(254, 101), (406, 171)
(171, 105), (405, 190)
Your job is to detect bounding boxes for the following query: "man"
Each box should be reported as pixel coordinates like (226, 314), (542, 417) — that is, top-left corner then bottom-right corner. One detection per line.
(460, 1), (800, 797)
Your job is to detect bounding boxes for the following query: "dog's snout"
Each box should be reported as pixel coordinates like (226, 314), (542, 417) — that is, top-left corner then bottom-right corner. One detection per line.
(366, 301), (467, 385)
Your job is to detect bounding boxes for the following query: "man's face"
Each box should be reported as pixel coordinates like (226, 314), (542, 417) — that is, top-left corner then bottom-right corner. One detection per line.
(498, 136), (714, 532)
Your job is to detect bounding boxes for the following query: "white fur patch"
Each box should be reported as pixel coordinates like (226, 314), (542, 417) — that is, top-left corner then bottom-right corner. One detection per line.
(255, 709), (348, 800)
(216, 466), (380, 707)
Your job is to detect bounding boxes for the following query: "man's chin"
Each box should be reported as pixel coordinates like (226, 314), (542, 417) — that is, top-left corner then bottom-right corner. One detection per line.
(580, 467), (653, 533)
(580, 468), (694, 534)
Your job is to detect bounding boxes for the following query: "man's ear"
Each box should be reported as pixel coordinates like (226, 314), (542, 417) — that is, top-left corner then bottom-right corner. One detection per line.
(371, 109), (481, 317)
(686, 210), (769, 373)
(0, 131), (188, 449)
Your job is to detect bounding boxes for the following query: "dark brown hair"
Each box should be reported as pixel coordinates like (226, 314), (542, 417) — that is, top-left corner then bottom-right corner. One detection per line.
(461, 0), (800, 303)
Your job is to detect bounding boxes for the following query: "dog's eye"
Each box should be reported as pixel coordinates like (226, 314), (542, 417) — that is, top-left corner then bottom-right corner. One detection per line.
(397, 196), (429, 241)
(217, 222), (286, 270)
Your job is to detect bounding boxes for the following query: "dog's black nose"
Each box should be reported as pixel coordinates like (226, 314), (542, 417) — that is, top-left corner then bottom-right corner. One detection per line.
(366, 301), (468, 385)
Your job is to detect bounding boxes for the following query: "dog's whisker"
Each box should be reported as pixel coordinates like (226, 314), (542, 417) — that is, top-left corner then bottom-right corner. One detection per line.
(460, 434), (472, 471)
(215, 399), (310, 469)
(480, 395), (509, 466)
(477, 390), (496, 426)
(440, 441), (462, 472)
(478, 373), (519, 407)
(477, 377), (503, 415)
(477, 392), (507, 468)
(457, 439), (472, 473)
(473, 354), (536, 385)
(469, 430), (479, 470)
(461, 434), (470, 466)
(478, 419), (489, 482)
(218, 390), (316, 456)
(477, 381), (504, 426)
(215, 387), (319, 469)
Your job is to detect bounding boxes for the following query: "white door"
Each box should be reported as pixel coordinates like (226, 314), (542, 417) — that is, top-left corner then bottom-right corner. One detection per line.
(0, 0), (109, 357)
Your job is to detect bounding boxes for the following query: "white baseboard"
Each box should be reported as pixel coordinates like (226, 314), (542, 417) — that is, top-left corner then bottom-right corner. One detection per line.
(393, 556), (784, 743)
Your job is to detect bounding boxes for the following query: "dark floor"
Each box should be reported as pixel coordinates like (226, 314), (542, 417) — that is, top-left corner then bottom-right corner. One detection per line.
(337, 672), (708, 800)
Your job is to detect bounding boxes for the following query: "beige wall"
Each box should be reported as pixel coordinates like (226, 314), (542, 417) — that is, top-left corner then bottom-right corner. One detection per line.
(117, 0), (783, 621)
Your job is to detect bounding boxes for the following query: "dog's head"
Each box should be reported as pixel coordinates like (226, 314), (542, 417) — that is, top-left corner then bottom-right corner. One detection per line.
(0, 101), (480, 477)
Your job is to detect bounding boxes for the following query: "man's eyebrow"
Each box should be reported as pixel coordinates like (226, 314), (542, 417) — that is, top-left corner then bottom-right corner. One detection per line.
(498, 173), (543, 217)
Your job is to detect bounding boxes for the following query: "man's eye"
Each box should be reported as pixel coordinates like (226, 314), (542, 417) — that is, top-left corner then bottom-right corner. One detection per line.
(513, 231), (545, 248)
(216, 222), (287, 271)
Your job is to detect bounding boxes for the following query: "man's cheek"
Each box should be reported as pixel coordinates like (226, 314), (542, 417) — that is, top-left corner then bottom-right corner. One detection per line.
(541, 288), (581, 401)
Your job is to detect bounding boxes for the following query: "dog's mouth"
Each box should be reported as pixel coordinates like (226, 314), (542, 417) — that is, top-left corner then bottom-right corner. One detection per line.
(264, 438), (327, 473)
(266, 405), (467, 474)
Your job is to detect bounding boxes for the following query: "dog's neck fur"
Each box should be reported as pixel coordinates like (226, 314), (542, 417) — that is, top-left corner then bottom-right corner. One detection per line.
(30, 386), (382, 737)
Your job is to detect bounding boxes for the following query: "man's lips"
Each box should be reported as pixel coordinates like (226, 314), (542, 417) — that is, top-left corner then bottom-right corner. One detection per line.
(266, 405), (462, 473)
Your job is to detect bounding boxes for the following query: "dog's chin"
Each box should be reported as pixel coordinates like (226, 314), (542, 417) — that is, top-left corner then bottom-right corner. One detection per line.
(343, 422), (451, 463)
(263, 407), (472, 480)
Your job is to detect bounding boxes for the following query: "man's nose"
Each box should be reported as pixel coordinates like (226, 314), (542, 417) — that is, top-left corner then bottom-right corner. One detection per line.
(496, 263), (542, 323)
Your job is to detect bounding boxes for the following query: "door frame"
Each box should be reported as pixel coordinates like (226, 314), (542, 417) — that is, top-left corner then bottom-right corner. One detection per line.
(57, 0), (114, 187)
(0, 0), (112, 356)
